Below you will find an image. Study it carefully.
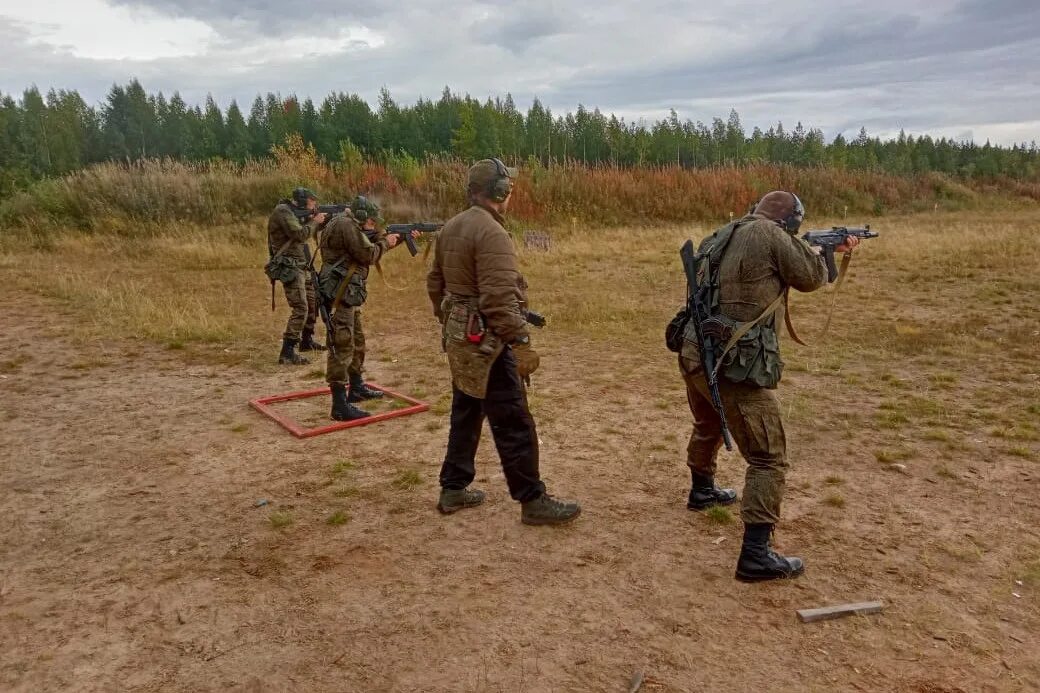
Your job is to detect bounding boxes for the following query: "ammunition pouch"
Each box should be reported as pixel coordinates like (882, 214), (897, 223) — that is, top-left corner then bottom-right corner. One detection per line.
(264, 255), (301, 284)
(318, 263), (365, 309)
(665, 307), (689, 353)
(713, 316), (784, 389)
(441, 296), (503, 398)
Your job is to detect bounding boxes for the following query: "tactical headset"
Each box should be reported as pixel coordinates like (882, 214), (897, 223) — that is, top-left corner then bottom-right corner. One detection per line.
(291, 187), (316, 207)
(784, 192), (805, 233)
(351, 195), (374, 222)
(487, 158), (513, 202)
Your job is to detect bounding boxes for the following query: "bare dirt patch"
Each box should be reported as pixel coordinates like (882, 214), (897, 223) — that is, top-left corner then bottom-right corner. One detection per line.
(2, 212), (1039, 691)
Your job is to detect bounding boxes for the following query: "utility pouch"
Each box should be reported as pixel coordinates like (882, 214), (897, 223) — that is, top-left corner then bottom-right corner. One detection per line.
(718, 321), (783, 389)
(339, 271), (367, 308)
(444, 303), (471, 343)
(264, 255), (299, 284)
(665, 307), (689, 353)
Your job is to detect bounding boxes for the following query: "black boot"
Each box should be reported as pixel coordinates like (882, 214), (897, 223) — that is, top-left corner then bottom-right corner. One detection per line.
(735, 523), (805, 583)
(687, 472), (738, 510)
(330, 383), (371, 421)
(277, 337), (309, 365)
(299, 328), (326, 352)
(348, 372), (384, 402)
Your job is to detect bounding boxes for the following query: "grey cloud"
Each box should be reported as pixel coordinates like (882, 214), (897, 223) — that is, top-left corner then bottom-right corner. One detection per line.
(109, 0), (382, 22)
(470, 1), (576, 53)
(544, 0), (1040, 138)
(1, 0), (1038, 144)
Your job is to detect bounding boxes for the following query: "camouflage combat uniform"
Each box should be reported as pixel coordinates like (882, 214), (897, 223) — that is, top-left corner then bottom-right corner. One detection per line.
(267, 202), (320, 341)
(319, 213), (389, 386)
(680, 214), (828, 524)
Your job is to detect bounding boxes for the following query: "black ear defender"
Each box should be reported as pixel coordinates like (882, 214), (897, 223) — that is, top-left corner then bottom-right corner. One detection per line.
(488, 157), (513, 202)
(352, 195), (369, 222)
(783, 192), (805, 233)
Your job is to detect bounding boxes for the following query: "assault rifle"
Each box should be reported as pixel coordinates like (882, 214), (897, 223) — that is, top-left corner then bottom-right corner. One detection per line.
(292, 204), (350, 226)
(385, 222), (443, 256)
(802, 225), (879, 282)
(679, 239), (734, 450)
(301, 244), (336, 358)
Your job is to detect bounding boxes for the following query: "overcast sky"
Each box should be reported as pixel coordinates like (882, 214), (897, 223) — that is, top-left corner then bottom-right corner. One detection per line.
(1, 0), (1038, 145)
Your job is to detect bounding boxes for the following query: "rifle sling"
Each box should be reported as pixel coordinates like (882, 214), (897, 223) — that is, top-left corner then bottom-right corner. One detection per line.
(784, 290), (807, 346)
(711, 291), (786, 380)
(330, 261), (361, 314)
(778, 248), (854, 347)
(819, 250), (853, 338)
(269, 238), (294, 263)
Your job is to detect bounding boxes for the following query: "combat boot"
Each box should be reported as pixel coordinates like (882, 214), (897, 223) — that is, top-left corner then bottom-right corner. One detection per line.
(277, 337), (309, 365)
(299, 328), (326, 352)
(735, 523), (805, 583)
(687, 472), (738, 510)
(348, 372), (384, 402)
(330, 383), (371, 421)
(521, 494), (581, 526)
(437, 487), (486, 514)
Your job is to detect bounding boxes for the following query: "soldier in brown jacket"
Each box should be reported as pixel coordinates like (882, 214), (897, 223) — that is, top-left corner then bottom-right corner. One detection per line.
(679, 190), (860, 582)
(320, 196), (414, 421)
(426, 159), (580, 526)
(267, 188), (327, 365)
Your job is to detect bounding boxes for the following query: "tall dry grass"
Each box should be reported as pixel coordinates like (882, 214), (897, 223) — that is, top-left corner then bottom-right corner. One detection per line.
(2, 136), (1037, 243)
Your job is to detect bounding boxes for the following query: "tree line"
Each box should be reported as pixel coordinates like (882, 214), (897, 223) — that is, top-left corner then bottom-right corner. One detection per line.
(2, 79), (1038, 196)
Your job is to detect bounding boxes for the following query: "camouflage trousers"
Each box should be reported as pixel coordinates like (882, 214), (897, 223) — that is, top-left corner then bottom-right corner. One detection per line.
(281, 270), (318, 341)
(325, 306), (366, 385)
(679, 356), (788, 525)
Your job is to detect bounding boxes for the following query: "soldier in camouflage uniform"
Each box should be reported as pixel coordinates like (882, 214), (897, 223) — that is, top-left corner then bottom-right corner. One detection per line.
(320, 196), (415, 420)
(679, 190), (860, 582)
(426, 159), (581, 526)
(267, 187), (327, 365)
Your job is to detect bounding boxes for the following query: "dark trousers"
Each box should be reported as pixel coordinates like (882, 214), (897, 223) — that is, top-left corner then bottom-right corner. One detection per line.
(439, 348), (545, 503)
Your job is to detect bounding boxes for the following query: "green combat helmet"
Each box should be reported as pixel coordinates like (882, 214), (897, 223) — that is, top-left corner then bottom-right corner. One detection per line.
(291, 187), (318, 207)
(350, 195), (383, 224)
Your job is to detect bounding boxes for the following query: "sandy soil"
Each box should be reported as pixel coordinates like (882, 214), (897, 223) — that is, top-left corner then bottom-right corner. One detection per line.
(1, 289), (1037, 693)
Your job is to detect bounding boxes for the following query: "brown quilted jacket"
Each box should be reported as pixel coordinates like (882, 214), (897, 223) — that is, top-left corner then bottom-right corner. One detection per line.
(426, 205), (528, 344)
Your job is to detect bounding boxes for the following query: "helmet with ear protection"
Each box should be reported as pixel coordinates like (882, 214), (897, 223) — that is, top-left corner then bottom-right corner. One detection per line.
(350, 195), (380, 223)
(291, 187), (317, 207)
(753, 190), (806, 233)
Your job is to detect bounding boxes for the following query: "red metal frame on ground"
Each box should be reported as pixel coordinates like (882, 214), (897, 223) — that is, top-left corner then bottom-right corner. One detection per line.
(249, 384), (429, 438)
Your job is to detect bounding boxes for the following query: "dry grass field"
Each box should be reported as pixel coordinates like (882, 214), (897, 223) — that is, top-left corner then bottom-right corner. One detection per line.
(1, 209), (1038, 692)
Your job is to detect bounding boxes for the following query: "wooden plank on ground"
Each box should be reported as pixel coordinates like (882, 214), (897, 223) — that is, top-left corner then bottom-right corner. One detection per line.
(797, 600), (885, 623)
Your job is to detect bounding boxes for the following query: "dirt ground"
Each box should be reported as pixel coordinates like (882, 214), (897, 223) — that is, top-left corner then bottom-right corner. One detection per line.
(2, 215), (1039, 692)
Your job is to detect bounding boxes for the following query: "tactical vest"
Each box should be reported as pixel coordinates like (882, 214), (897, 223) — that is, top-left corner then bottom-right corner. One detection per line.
(681, 220), (785, 389)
